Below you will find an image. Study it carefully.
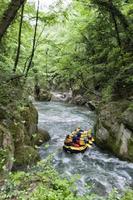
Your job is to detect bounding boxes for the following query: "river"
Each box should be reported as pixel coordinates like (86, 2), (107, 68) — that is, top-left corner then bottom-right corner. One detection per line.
(34, 101), (133, 196)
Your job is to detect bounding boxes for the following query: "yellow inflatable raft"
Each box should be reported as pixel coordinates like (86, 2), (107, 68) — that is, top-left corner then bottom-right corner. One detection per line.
(63, 143), (92, 153)
(63, 129), (94, 153)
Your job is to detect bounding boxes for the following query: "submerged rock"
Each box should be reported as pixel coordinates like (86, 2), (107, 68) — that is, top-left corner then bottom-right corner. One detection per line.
(96, 101), (133, 162)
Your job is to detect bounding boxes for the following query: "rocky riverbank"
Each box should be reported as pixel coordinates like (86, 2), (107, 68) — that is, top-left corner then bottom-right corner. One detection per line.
(95, 101), (133, 162)
(0, 102), (50, 178)
(65, 87), (133, 162)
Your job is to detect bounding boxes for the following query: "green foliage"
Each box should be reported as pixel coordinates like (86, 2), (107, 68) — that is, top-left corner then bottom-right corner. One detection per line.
(121, 190), (133, 200)
(102, 85), (113, 102)
(0, 0), (9, 19)
(0, 149), (8, 173)
(0, 158), (132, 200)
(107, 189), (120, 200)
(0, 0), (132, 99)
(26, 0), (132, 101)
(0, 159), (97, 200)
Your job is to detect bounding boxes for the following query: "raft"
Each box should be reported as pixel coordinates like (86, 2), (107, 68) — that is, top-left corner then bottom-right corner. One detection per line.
(63, 129), (94, 153)
(63, 143), (92, 153)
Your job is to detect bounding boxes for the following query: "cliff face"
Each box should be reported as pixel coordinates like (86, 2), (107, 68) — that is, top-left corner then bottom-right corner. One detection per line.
(0, 102), (50, 177)
(65, 85), (133, 162)
(96, 101), (133, 162)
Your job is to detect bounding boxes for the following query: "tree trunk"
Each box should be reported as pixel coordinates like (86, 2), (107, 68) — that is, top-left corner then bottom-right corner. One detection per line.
(25, 0), (40, 78)
(0, 0), (26, 42)
(45, 48), (49, 86)
(109, 0), (121, 49)
(13, 4), (25, 72)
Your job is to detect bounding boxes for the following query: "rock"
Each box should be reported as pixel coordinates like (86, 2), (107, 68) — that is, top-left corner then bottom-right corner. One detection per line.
(37, 90), (52, 101)
(0, 125), (14, 175)
(51, 91), (72, 102)
(119, 124), (132, 159)
(96, 102), (133, 162)
(72, 95), (86, 105)
(20, 103), (38, 137)
(14, 145), (40, 168)
(85, 101), (96, 111)
(122, 109), (133, 131)
(72, 86), (82, 97)
(0, 102), (44, 172)
(33, 128), (50, 146)
(51, 92), (64, 101)
(128, 137), (133, 161)
(12, 103), (42, 168)
(10, 122), (25, 146)
(96, 122), (109, 142)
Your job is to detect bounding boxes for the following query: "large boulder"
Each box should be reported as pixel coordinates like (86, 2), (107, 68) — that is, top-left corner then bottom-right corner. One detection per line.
(96, 102), (133, 161)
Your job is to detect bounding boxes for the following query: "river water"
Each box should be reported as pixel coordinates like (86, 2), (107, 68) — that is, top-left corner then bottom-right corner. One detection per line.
(34, 101), (133, 196)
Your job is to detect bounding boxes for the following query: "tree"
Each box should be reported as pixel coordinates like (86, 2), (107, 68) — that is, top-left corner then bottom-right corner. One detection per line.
(24, 0), (40, 78)
(0, 0), (26, 41)
(13, 4), (25, 73)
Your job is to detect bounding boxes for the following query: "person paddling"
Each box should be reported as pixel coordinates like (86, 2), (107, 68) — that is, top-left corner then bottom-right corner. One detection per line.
(64, 135), (72, 146)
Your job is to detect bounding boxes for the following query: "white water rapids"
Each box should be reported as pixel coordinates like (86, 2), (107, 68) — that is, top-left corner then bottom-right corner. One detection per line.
(34, 101), (133, 196)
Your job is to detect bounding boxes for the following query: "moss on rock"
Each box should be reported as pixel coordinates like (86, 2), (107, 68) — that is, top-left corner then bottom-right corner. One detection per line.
(14, 145), (40, 168)
(20, 103), (38, 137)
(10, 122), (25, 146)
(0, 101), (51, 172)
(0, 124), (14, 175)
(33, 128), (50, 146)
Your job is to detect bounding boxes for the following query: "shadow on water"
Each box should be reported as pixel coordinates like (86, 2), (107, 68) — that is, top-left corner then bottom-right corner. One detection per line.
(34, 101), (133, 196)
